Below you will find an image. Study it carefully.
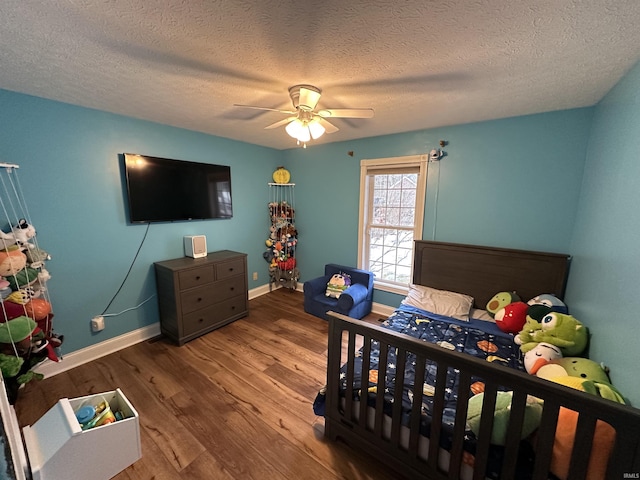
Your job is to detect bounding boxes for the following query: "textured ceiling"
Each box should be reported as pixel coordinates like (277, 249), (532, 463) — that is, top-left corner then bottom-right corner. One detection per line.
(1, 0), (640, 150)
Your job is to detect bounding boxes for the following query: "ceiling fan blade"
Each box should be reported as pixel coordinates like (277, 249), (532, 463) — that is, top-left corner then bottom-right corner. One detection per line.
(317, 117), (339, 134)
(298, 87), (321, 111)
(317, 108), (374, 119)
(233, 104), (296, 115)
(264, 117), (296, 129)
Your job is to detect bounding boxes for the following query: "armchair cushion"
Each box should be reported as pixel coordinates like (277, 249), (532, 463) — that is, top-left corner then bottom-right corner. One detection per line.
(337, 284), (368, 311)
(304, 264), (374, 320)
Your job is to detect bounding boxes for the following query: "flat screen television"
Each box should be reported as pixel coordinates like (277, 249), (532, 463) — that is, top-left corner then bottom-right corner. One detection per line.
(123, 153), (233, 223)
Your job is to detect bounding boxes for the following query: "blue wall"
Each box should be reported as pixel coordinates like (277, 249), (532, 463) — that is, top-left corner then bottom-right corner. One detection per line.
(0, 90), (281, 353)
(286, 109), (593, 307)
(1, 63), (638, 406)
(565, 60), (640, 405)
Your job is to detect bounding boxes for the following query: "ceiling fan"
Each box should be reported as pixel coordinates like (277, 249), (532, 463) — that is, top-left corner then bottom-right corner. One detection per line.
(234, 84), (374, 147)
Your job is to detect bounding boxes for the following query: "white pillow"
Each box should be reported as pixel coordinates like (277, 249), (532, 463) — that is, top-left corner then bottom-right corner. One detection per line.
(470, 308), (495, 322)
(401, 284), (474, 321)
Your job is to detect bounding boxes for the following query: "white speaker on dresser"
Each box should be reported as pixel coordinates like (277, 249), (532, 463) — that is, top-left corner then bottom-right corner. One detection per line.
(184, 235), (207, 258)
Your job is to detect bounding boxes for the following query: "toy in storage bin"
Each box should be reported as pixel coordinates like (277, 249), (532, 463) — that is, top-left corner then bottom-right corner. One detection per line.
(22, 388), (141, 480)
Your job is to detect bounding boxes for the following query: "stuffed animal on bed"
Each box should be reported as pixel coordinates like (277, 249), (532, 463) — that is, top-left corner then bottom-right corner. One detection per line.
(485, 291), (520, 318)
(526, 293), (568, 321)
(523, 342), (563, 375)
(325, 272), (351, 299)
(516, 313), (588, 357)
(537, 358), (625, 480)
(494, 301), (528, 334)
(466, 391), (543, 446)
(533, 312), (588, 357)
(514, 317), (543, 352)
(535, 357), (625, 404)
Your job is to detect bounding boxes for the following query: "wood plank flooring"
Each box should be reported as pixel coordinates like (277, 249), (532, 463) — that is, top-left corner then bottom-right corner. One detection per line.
(15, 289), (399, 480)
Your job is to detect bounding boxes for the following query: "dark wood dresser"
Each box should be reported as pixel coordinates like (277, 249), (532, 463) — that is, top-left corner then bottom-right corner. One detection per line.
(154, 250), (248, 345)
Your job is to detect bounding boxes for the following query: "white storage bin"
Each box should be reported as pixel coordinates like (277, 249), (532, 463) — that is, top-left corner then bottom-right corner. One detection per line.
(22, 388), (141, 480)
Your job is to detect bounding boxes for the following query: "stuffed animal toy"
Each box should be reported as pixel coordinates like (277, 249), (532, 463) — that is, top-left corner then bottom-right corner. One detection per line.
(526, 294), (568, 322)
(7, 266), (39, 291)
(0, 228), (19, 249)
(25, 246), (51, 268)
(534, 312), (588, 357)
(523, 342), (563, 375)
(0, 353), (24, 379)
(486, 291), (520, 318)
(466, 391), (543, 445)
(12, 219), (36, 248)
(325, 273), (351, 299)
(516, 312), (588, 357)
(535, 357), (625, 404)
(537, 358), (624, 480)
(0, 279), (11, 300)
(24, 298), (53, 321)
(514, 317), (543, 353)
(494, 301), (528, 334)
(0, 247), (27, 277)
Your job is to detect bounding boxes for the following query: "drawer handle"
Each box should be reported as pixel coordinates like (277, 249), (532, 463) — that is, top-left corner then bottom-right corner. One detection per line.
(195, 275), (201, 280)
(198, 318), (204, 323)
(230, 287), (235, 291)
(228, 267), (234, 272)
(197, 297), (202, 302)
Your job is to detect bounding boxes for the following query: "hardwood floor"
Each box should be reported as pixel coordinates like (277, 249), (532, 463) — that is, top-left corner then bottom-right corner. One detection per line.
(15, 289), (399, 479)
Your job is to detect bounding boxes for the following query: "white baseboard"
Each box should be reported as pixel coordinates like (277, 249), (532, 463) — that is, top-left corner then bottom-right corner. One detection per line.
(34, 322), (162, 378)
(34, 284), (397, 379)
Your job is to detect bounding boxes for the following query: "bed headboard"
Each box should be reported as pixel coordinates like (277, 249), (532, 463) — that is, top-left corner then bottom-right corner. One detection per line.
(413, 241), (571, 309)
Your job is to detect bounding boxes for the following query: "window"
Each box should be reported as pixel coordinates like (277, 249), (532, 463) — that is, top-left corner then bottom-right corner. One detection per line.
(358, 154), (428, 293)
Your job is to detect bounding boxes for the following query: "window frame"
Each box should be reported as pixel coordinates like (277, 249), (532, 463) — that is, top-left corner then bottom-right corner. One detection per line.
(357, 154), (429, 295)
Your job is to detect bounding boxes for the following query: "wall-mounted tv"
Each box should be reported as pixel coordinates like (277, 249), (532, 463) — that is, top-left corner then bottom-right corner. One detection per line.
(123, 153), (233, 223)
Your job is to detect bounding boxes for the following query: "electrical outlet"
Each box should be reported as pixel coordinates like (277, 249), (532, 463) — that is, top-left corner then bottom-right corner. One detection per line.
(91, 315), (105, 332)
(252, 272), (258, 280)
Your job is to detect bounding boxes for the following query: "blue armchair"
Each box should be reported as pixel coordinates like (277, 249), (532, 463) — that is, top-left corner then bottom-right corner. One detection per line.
(303, 264), (374, 320)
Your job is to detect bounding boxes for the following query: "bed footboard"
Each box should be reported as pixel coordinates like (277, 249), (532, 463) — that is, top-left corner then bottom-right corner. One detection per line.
(324, 311), (640, 480)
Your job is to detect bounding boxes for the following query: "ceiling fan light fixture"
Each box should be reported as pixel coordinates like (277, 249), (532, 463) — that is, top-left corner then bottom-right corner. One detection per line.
(285, 119), (303, 138)
(286, 119), (312, 143)
(308, 118), (325, 140)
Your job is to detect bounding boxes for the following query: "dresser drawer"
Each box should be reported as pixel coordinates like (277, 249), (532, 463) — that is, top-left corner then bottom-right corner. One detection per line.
(178, 265), (214, 290)
(215, 258), (245, 280)
(179, 274), (246, 315)
(180, 284), (216, 314)
(182, 296), (248, 336)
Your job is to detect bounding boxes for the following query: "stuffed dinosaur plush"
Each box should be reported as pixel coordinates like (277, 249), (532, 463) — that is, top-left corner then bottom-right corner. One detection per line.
(532, 312), (589, 357)
(514, 317), (543, 353)
(466, 391), (543, 445)
(535, 357), (625, 404)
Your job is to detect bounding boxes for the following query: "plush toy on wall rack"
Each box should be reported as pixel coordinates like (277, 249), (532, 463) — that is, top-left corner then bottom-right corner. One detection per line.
(0, 247), (27, 277)
(12, 219), (36, 248)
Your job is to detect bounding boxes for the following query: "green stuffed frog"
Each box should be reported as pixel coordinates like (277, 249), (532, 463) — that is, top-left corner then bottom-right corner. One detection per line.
(516, 312), (588, 357)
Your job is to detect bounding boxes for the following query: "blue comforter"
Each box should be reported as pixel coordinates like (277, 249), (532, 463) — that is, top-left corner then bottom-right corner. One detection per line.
(338, 305), (527, 453)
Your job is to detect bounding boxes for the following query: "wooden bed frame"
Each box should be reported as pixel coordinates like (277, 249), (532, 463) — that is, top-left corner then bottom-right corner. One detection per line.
(324, 241), (640, 480)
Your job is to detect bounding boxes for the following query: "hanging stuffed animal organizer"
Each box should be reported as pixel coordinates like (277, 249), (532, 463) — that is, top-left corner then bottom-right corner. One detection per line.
(0, 164), (62, 404)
